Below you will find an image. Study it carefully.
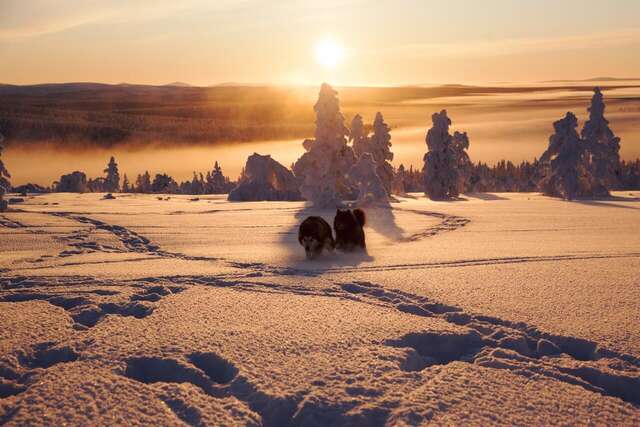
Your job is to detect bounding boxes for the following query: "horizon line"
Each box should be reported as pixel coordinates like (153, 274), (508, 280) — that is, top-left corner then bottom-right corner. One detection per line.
(2, 76), (640, 89)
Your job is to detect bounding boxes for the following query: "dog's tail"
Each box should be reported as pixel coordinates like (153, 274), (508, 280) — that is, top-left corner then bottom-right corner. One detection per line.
(353, 209), (366, 227)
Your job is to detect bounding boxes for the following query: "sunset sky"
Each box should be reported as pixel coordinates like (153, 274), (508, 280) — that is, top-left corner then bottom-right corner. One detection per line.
(1, 0), (640, 86)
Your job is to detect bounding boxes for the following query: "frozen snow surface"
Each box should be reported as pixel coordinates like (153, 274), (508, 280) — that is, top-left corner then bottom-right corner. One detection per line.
(1, 191), (639, 425)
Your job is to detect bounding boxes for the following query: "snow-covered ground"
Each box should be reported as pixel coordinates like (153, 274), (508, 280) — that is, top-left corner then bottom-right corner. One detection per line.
(1, 192), (639, 425)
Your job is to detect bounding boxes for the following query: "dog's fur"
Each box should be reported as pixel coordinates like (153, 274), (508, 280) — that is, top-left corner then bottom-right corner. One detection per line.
(334, 208), (366, 252)
(298, 216), (335, 259)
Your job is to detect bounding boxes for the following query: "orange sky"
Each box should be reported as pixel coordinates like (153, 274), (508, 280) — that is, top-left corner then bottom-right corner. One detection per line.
(1, 0), (640, 86)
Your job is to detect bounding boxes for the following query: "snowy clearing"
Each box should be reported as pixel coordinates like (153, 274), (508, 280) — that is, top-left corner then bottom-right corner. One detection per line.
(1, 192), (639, 425)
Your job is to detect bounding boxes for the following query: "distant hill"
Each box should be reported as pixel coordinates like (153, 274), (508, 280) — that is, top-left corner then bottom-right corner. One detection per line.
(543, 77), (640, 83)
(0, 82), (114, 95)
(165, 82), (192, 87)
(584, 77), (640, 82)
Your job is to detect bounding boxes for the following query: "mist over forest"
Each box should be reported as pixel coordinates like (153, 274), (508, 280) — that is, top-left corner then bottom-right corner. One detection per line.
(2, 82), (639, 148)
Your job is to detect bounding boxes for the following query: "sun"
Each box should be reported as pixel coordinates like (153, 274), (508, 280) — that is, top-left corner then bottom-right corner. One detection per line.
(315, 38), (344, 69)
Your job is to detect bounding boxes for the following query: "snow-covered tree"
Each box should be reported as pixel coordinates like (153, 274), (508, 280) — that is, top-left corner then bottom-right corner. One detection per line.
(348, 153), (389, 206)
(619, 159), (640, 190)
(135, 171), (152, 193)
(581, 87), (620, 196)
(368, 112), (395, 194)
(423, 110), (469, 200)
(121, 174), (131, 193)
(188, 172), (204, 194)
(392, 164), (406, 195)
(207, 161), (230, 194)
(395, 164), (423, 193)
(54, 171), (88, 193)
(87, 177), (106, 192)
(452, 130), (472, 193)
(151, 173), (179, 194)
(350, 114), (370, 158)
(539, 112), (592, 200)
(104, 156), (120, 193)
(293, 83), (356, 207)
(0, 137), (10, 212)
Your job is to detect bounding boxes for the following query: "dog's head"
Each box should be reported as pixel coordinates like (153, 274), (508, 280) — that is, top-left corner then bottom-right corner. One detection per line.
(334, 209), (356, 233)
(300, 236), (322, 259)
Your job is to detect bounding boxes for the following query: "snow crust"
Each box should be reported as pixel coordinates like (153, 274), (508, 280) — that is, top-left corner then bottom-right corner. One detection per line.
(1, 191), (639, 425)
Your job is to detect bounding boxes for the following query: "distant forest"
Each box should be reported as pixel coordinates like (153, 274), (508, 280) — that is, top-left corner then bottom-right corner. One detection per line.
(1, 82), (636, 148)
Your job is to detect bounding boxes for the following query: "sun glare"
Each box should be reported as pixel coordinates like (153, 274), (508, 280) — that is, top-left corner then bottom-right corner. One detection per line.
(315, 38), (344, 69)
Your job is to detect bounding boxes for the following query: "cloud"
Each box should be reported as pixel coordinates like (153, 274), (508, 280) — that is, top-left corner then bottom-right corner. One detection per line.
(0, 0), (251, 40)
(0, 0), (108, 39)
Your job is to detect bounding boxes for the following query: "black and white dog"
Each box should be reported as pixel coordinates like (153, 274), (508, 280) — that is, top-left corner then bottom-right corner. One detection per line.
(298, 216), (335, 259)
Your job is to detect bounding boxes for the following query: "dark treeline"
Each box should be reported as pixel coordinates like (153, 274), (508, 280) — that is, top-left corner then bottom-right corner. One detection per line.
(396, 159), (640, 194)
(48, 157), (235, 195)
(8, 155), (640, 198)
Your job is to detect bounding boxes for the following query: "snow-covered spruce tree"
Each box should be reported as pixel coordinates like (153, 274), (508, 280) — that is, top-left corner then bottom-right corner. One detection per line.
(619, 159), (640, 189)
(368, 112), (395, 195)
(348, 153), (389, 206)
(394, 164), (407, 194)
(104, 156), (120, 193)
(151, 174), (179, 194)
(189, 172), (205, 194)
(121, 174), (131, 193)
(539, 112), (592, 200)
(581, 87), (621, 196)
(350, 114), (370, 158)
(0, 139), (11, 212)
(135, 171), (152, 193)
(391, 165), (406, 195)
(293, 83), (355, 207)
(423, 110), (469, 200)
(88, 178), (106, 192)
(398, 165), (423, 193)
(207, 161), (229, 194)
(452, 130), (472, 193)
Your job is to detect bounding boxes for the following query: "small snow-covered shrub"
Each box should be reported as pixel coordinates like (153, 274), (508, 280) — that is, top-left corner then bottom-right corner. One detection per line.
(54, 171), (88, 193)
(228, 153), (302, 201)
